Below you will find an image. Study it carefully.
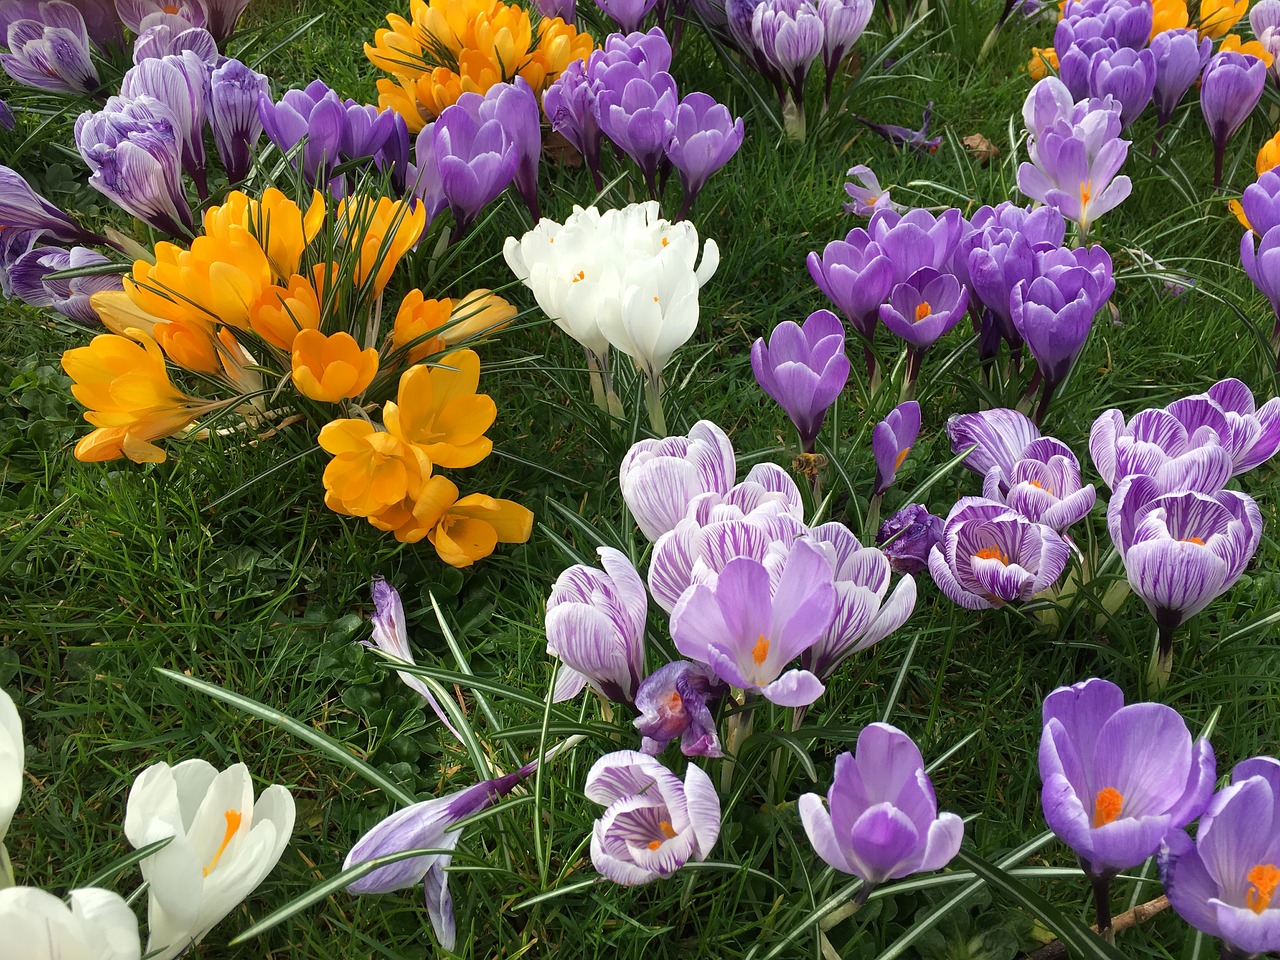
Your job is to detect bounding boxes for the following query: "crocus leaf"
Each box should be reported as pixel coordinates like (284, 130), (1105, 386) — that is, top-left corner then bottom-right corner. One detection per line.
(77, 836), (172, 890)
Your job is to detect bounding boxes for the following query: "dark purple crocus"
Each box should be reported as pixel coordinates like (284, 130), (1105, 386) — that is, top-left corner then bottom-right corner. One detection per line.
(258, 80), (345, 186)
(75, 96), (194, 237)
(665, 92), (744, 221)
(1161, 756), (1280, 957)
(120, 52), (210, 195)
(593, 62), (679, 197)
(8, 245), (121, 324)
(469, 79), (540, 221)
(1201, 51), (1267, 188)
(595, 0), (659, 32)
(1086, 46), (1155, 130)
(879, 267), (969, 387)
(543, 59), (603, 189)
(877, 504), (944, 575)
(633, 660), (725, 757)
(872, 400), (920, 498)
(750, 309), (850, 453)
(855, 103), (943, 155)
(209, 58), (269, 184)
(419, 101), (517, 235)
(1, 0), (98, 95)
(0, 164), (103, 245)
(816, 0), (871, 104)
(132, 22), (217, 64)
(1040, 677), (1215, 933)
(807, 228), (895, 351)
(1150, 29), (1212, 131)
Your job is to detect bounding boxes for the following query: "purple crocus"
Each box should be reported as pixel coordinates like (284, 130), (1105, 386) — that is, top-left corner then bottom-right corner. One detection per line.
(1040, 677), (1215, 932)
(8, 245), (121, 324)
(586, 750), (721, 885)
(1086, 46), (1155, 130)
(534, 0), (576, 19)
(855, 103), (943, 155)
(867, 207), (965, 285)
(545, 547), (647, 705)
(1057, 35), (1117, 102)
(120, 52), (210, 195)
(842, 164), (903, 217)
(595, 0), (659, 32)
(0, 164), (103, 245)
(543, 59), (603, 189)
(872, 400), (920, 498)
(947, 406), (1043, 478)
(750, 309), (850, 453)
(1242, 225), (1280, 351)
(593, 61), (679, 197)
(619, 420), (736, 542)
(258, 80), (345, 186)
(799, 723), (964, 891)
(469, 79), (541, 221)
(133, 23), (218, 64)
(877, 504), (944, 575)
(115, 0), (204, 33)
(203, 0), (252, 43)
(982, 437), (1096, 534)
(209, 58), (269, 184)
(633, 661), (725, 757)
(806, 228), (895, 370)
(671, 538), (836, 706)
(751, 0), (824, 135)
(1161, 756), (1280, 957)
(0, 99), (11, 129)
(420, 102), (517, 234)
(1253, 0), (1280, 85)
(1149, 29), (1212, 131)
(0, 0), (99, 95)
(1201, 51), (1267, 188)
(816, 0), (872, 104)
(664, 92), (744, 221)
(928, 497), (1070, 609)
(879, 267), (969, 385)
(1242, 170), (1280, 237)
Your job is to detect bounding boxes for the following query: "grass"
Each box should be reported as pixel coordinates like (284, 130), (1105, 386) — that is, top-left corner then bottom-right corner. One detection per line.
(3, 0), (1280, 957)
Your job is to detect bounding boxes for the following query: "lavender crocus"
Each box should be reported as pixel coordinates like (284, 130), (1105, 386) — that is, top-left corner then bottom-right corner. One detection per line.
(1252, 0), (1280, 85)
(258, 80), (345, 186)
(816, 0), (872, 104)
(671, 538), (835, 706)
(543, 59), (603, 189)
(868, 207), (965, 285)
(0, 99), (11, 129)
(665, 92), (744, 221)
(0, 164), (102, 245)
(133, 23), (218, 64)
(633, 661), (724, 757)
(750, 309), (850, 453)
(203, 0), (252, 43)
(470, 79), (541, 220)
(595, 0), (659, 32)
(751, 0), (824, 137)
(0, 0), (98, 95)
(843, 165), (903, 216)
(799, 723), (964, 891)
(879, 268), (969, 386)
(586, 750), (721, 885)
(1040, 677), (1215, 932)
(8, 245), (121, 324)
(1242, 171), (1280, 237)
(209, 58), (268, 184)
(1086, 46), (1155, 130)
(619, 420), (736, 541)
(420, 102), (517, 234)
(871, 400), (920, 498)
(877, 504), (944, 575)
(1161, 756), (1280, 957)
(928, 497), (1070, 609)
(1201, 51), (1267, 187)
(545, 547), (647, 705)
(983, 437), (1096, 534)
(806, 229), (895, 370)
(1150, 29), (1212, 131)
(120, 52), (210, 194)
(593, 61), (679, 197)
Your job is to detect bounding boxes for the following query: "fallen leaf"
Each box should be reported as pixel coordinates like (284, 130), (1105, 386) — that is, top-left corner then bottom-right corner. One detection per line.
(963, 133), (1000, 165)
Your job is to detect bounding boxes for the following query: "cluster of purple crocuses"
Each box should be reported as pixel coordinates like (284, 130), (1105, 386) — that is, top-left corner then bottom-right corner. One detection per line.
(1238, 169), (1280, 366)
(543, 27), (744, 220)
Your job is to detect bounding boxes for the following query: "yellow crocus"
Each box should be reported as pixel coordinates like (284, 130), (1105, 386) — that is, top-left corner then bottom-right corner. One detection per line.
(1027, 47), (1059, 80)
(1258, 131), (1280, 175)
(92, 289), (222, 374)
(391, 288), (451, 362)
(382, 350), (496, 468)
(1220, 33), (1275, 65)
(318, 418), (433, 517)
(521, 16), (594, 92)
(291, 329), (380, 402)
(444, 289), (515, 344)
(204, 188), (326, 282)
(132, 227), (274, 331)
(376, 78), (429, 132)
(338, 195), (426, 294)
(1199, 0), (1247, 39)
(1150, 0), (1189, 36)
(392, 475), (532, 565)
(250, 263), (336, 351)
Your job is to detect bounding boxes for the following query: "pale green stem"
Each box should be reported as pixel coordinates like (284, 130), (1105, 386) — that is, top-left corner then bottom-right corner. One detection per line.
(865, 493), (883, 542)
(719, 695), (753, 794)
(782, 92), (806, 141)
(645, 373), (668, 436)
(0, 844), (12, 889)
(586, 348), (609, 413)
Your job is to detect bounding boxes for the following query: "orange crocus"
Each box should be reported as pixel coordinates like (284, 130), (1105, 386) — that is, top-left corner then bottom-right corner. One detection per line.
(382, 350), (496, 468)
(92, 289), (222, 374)
(1150, 0), (1189, 37)
(204, 187), (325, 281)
(406, 475), (533, 566)
(338, 195), (427, 295)
(445, 289), (515, 343)
(130, 226), (273, 331)
(318, 418), (433, 517)
(291, 330), (380, 402)
(1220, 33), (1275, 66)
(391, 288), (452, 362)
(250, 263), (336, 351)
(1259, 131), (1280, 175)
(1027, 47), (1059, 79)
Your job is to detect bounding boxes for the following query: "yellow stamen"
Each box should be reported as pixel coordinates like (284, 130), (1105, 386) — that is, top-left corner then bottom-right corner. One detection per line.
(1093, 787), (1123, 827)
(1247, 863), (1280, 913)
(974, 545), (1009, 565)
(894, 447), (910, 470)
(1028, 479), (1055, 495)
(202, 809), (243, 877)
(752, 634), (770, 666)
(867, 195), (878, 206)
(661, 237), (669, 247)
(646, 820), (678, 850)
(914, 302), (932, 322)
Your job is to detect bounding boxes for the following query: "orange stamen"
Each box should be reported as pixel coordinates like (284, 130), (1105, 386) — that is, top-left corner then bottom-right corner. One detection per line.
(572, 270), (584, 282)
(1247, 863), (1280, 913)
(646, 820), (678, 850)
(1180, 536), (1206, 545)
(894, 446), (911, 470)
(752, 634), (770, 666)
(1028, 479), (1055, 494)
(1093, 787), (1123, 827)
(866, 196), (878, 206)
(974, 545), (1009, 565)
(914, 302), (932, 322)
(202, 809), (243, 877)
(661, 237), (669, 247)
(1080, 180), (1093, 209)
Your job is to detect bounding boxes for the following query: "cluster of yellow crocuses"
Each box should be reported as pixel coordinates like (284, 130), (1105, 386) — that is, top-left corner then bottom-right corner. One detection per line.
(366, 0), (594, 130)
(60, 185), (532, 566)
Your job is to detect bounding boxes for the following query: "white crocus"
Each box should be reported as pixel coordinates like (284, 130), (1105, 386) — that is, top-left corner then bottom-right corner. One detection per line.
(0, 686), (22, 886)
(1, 885), (142, 960)
(124, 759), (295, 960)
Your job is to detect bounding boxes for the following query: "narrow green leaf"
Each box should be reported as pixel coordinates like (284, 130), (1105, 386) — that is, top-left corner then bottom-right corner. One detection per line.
(78, 837), (172, 890)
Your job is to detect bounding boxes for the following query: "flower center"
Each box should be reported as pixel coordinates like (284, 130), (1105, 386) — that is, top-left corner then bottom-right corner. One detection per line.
(203, 808), (243, 877)
(1093, 787), (1123, 827)
(1027, 479), (1055, 494)
(974, 545), (1009, 565)
(752, 634), (770, 666)
(1180, 536), (1206, 545)
(914, 302), (932, 322)
(572, 270), (584, 282)
(1247, 863), (1280, 913)
(646, 820), (678, 851)
(1080, 179), (1092, 209)
(894, 446), (911, 470)
(661, 237), (669, 247)
(866, 195), (878, 206)
(663, 691), (682, 713)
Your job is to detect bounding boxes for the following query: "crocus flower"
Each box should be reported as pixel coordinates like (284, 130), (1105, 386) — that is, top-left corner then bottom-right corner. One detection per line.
(209, 58), (269, 184)
(664, 92), (745, 221)
(1040, 677), (1214, 930)
(842, 164), (903, 216)
(872, 400), (920, 498)
(806, 228), (895, 347)
(1201, 51), (1267, 186)
(618, 419), (736, 541)
(0, 99), (11, 129)
(799, 723), (964, 891)
(855, 103), (943, 154)
(120, 52), (210, 192)
(877, 504), (944, 575)
(867, 207), (965, 285)
(1057, 35), (1118, 102)
(816, 0), (872, 103)
(633, 661), (725, 757)
(983, 437), (1096, 534)
(594, 62), (680, 196)
(928, 497), (1070, 609)
(124, 759), (296, 960)
(1149, 29), (1212, 130)
(1200, 0), (1247, 39)
(466, 79), (541, 220)
(595, 0), (659, 32)
(258, 80), (345, 186)
(203, 0), (252, 43)
(1252, 0), (1280, 84)
(133, 22), (217, 63)
(0, 0), (98, 95)
(290, 330), (379, 402)
(750, 309), (850, 453)
(546, 547), (647, 704)
(0, 163), (103, 245)
(0, 886), (141, 960)
(542, 59), (603, 188)
(381, 351), (495, 468)
(1242, 170), (1280, 237)
(752, 0), (824, 117)
(947, 406), (1044, 477)
(9, 245), (122, 324)
(1161, 756), (1280, 957)
(115, 0), (204, 33)
(587, 751), (720, 884)
(671, 538), (835, 706)
(1086, 46), (1156, 129)
(879, 268), (970, 379)
(0, 685), (20, 868)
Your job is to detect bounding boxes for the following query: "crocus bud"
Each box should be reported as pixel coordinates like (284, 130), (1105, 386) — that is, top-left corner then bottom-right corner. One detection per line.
(425, 99), (518, 233)
(133, 22), (217, 63)
(259, 80), (346, 186)
(0, 886), (141, 960)
(1086, 45), (1156, 129)
(120, 52), (210, 189)
(0, 164), (103, 245)
(594, 0), (659, 32)
(871, 401), (920, 497)
(8, 246), (122, 324)
(619, 420), (736, 541)
(665, 92), (744, 219)
(750, 309), (850, 453)
(0, 0), (99, 95)
(542, 59), (603, 186)
(1149, 28), (1211, 127)
(1201, 50), (1266, 186)
(209, 58), (269, 184)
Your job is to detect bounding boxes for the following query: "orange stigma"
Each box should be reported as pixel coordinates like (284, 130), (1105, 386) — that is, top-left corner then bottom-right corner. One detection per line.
(203, 809), (243, 877)
(1093, 787), (1123, 827)
(1080, 180), (1093, 209)
(974, 545), (1009, 565)
(646, 820), (678, 850)
(1180, 536), (1206, 545)
(914, 302), (932, 322)
(572, 270), (585, 282)
(661, 237), (669, 247)
(752, 634), (770, 666)
(894, 446), (911, 470)
(866, 195), (878, 206)
(1247, 864), (1280, 913)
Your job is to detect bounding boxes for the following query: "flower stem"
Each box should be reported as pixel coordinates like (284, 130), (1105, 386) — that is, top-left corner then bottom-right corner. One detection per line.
(1147, 616), (1178, 693)
(1090, 872), (1114, 939)
(865, 493), (883, 542)
(586, 349), (609, 413)
(719, 695), (753, 794)
(645, 374), (667, 436)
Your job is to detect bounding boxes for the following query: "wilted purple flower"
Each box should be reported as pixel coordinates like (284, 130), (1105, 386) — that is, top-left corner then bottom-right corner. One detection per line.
(594, 0), (659, 32)
(981, 436), (1096, 534)
(132, 22), (217, 64)
(545, 547), (647, 705)
(259, 80), (345, 185)
(1039, 678), (1215, 910)
(928, 497), (1070, 609)
(867, 207), (965, 286)
(802, 522), (916, 679)
(593, 62), (679, 196)
(1161, 756), (1280, 957)
(879, 267), (969, 360)
(1087, 46), (1155, 130)
(872, 400), (920, 498)
(421, 102), (517, 233)
(619, 420), (736, 542)
(633, 661), (725, 757)
(750, 309), (850, 453)
(855, 102), (943, 155)
(586, 750), (720, 885)
(1149, 29), (1212, 129)
(842, 164), (903, 217)
(0, 164), (103, 245)
(8, 245), (121, 323)
(1201, 51), (1267, 187)
(542, 59), (603, 189)
(469, 79), (540, 220)
(816, 0), (871, 102)
(120, 52), (209, 193)
(806, 228), (895, 347)
(799, 723), (964, 889)
(1, 0), (98, 95)
(877, 504), (944, 575)
(671, 538), (835, 706)
(665, 92), (744, 221)
(209, 58), (268, 184)
(752, 0), (824, 127)
(75, 96), (194, 237)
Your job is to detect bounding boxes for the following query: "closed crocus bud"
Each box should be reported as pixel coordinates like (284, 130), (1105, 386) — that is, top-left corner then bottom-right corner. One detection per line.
(468, 79), (541, 220)
(665, 92), (745, 220)
(876, 503), (944, 575)
(0, 0), (99, 94)
(586, 751), (721, 885)
(1252, 0), (1280, 83)
(542, 59), (603, 186)
(799, 723), (964, 890)
(1241, 170), (1280, 236)
(1086, 46), (1156, 129)
(209, 58), (269, 184)
(290, 329), (379, 402)
(816, 0), (872, 91)
(752, 0), (825, 107)
(444, 288), (515, 344)
(593, 63), (680, 195)
(0, 886), (141, 960)
(8, 245), (122, 324)
(750, 309), (850, 453)
(1241, 224), (1280, 323)
(1201, 51), (1267, 186)
(619, 419), (736, 541)
(259, 80), (346, 186)
(124, 759), (296, 960)
(1149, 29), (1212, 127)
(806, 228), (895, 342)
(872, 400), (920, 497)
(633, 661), (725, 758)
(428, 100), (518, 233)
(595, 0), (658, 32)
(120, 52), (210, 191)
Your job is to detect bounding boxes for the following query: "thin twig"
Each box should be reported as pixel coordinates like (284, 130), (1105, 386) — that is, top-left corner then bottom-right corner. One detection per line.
(1026, 896), (1170, 960)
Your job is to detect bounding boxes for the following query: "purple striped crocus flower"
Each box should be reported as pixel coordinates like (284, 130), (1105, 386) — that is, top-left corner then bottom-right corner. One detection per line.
(8, 245), (121, 324)
(132, 23), (217, 63)
(619, 420), (736, 542)
(209, 58), (269, 184)
(120, 52), (210, 194)
(0, 0), (99, 95)
(0, 164), (103, 245)
(633, 660), (724, 758)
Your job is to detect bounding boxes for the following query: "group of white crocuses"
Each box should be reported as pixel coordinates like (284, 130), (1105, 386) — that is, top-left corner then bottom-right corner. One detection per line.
(0, 687), (293, 960)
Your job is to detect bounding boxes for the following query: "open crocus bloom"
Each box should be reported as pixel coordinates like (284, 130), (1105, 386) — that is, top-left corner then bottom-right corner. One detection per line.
(619, 419), (736, 542)
(1039, 678), (1215, 878)
(983, 437), (1096, 535)
(0, 886), (141, 960)
(124, 759), (296, 960)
